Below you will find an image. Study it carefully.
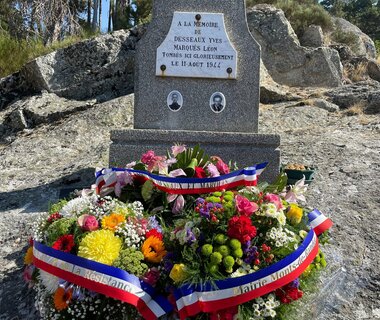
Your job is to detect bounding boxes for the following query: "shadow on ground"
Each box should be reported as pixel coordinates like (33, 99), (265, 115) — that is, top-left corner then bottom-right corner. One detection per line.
(0, 167), (96, 213)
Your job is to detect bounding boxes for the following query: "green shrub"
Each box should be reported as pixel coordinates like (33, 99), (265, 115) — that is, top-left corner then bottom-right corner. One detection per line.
(246, 0), (333, 37)
(0, 31), (95, 78)
(331, 25), (360, 53)
(375, 40), (380, 59)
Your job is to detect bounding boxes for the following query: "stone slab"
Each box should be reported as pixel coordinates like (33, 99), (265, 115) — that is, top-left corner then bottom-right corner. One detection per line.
(134, 0), (261, 133)
(110, 129), (280, 183)
(156, 12), (237, 79)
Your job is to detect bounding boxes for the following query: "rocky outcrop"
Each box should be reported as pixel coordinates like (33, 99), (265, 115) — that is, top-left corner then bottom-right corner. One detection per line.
(300, 25), (325, 48)
(332, 17), (377, 59)
(22, 27), (146, 101)
(247, 5), (343, 88)
(325, 80), (380, 114)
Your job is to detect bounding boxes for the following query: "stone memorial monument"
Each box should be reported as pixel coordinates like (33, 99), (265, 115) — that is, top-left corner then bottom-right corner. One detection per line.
(110, 0), (281, 182)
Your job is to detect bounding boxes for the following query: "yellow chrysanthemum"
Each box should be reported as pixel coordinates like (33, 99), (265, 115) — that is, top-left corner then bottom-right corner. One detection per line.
(169, 263), (189, 283)
(102, 213), (125, 231)
(141, 236), (167, 263)
(24, 247), (34, 265)
(78, 230), (121, 265)
(286, 204), (303, 225)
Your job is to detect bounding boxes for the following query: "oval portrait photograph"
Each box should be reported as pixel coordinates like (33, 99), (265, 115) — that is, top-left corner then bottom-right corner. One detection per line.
(210, 92), (226, 113)
(167, 90), (183, 112)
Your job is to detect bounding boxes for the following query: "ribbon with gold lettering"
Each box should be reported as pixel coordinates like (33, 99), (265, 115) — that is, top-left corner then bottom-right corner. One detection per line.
(174, 230), (319, 319)
(32, 241), (172, 320)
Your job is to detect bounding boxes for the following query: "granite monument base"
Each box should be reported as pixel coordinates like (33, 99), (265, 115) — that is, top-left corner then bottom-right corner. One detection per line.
(110, 129), (281, 183)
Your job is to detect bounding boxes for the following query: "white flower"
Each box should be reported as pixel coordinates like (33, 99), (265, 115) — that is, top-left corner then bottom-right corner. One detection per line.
(60, 196), (96, 217)
(277, 212), (286, 225)
(39, 270), (60, 294)
(231, 267), (248, 278)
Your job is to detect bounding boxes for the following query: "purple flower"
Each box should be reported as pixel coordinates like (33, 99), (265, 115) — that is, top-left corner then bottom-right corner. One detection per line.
(186, 229), (196, 244)
(148, 216), (162, 233)
(289, 278), (300, 288)
(243, 243), (258, 264)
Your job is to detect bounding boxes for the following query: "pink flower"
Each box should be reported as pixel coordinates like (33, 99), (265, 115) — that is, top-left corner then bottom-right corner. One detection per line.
(168, 194), (185, 214)
(263, 193), (283, 210)
(171, 144), (187, 157)
(169, 169), (186, 177)
(78, 214), (99, 231)
(142, 267), (161, 286)
(207, 163), (220, 177)
(23, 265), (34, 282)
(114, 171), (133, 197)
(212, 157), (230, 175)
(141, 150), (156, 165)
(283, 177), (307, 203)
(141, 150), (168, 173)
(235, 195), (259, 216)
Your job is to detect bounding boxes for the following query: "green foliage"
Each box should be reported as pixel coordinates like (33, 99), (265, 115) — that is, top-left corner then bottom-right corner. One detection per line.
(0, 31), (95, 77)
(375, 40), (380, 57)
(46, 218), (77, 246)
(246, 0), (333, 36)
(331, 26), (359, 49)
(170, 144), (210, 176)
(48, 199), (68, 214)
(113, 248), (148, 276)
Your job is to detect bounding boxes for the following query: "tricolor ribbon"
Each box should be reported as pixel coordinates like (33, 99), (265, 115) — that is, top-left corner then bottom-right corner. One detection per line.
(308, 209), (333, 235)
(95, 163), (268, 195)
(174, 230), (319, 319)
(32, 242), (172, 320)
(32, 208), (332, 319)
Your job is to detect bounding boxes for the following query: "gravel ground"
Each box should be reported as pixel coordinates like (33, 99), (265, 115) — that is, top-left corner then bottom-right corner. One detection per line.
(0, 96), (379, 319)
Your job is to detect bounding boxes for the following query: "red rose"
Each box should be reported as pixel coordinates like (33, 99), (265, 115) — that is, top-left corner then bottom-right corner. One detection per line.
(275, 285), (303, 303)
(227, 216), (257, 243)
(194, 167), (207, 178)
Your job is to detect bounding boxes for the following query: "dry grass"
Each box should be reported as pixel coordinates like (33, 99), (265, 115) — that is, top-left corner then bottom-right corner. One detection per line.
(343, 62), (368, 83)
(377, 56), (380, 64)
(344, 102), (366, 116)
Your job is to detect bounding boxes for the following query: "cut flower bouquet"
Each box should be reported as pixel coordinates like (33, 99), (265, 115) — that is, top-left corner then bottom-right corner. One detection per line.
(24, 145), (332, 319)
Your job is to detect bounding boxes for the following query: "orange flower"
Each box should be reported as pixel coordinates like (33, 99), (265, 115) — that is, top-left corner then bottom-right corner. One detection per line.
(24, 247), (34, 265)
(141, 236), (167, 263)
(53, 287), (73, 311)
(102, 213), (125, 231)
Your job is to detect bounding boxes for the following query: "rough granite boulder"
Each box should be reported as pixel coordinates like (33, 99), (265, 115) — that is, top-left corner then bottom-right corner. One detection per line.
(325, 80), (380, 114)
(332, 17), (377, 59)
(300, 25), (325, 48)
(247, 4), (343, 88)
(22, 27), (146, 101)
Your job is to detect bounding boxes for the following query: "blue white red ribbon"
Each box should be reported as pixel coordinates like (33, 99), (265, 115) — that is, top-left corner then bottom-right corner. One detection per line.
(95, 163), (267, 195)
(174, 230), (319, 319)
(308, 209), (333, 235)
(32, 242), (172, 320)
(32, 206), (332, 319)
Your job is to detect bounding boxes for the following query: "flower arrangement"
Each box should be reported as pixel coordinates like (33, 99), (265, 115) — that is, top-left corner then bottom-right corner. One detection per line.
(24, 145), (332, 319)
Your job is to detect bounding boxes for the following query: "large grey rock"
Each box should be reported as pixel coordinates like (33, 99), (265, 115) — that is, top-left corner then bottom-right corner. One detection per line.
(260, 60), (302, 104)
(300, 25), (324, 48)
(332, 18), (377, 59)
(247, 5), (343, 88)
(310, 98), (340, 112)
(367, 59), (380, 82)
(325, 80), (380, 114)
(22, 28), (146, 101)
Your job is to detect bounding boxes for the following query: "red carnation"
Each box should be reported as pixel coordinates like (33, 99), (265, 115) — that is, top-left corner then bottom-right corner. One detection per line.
(275, 285), (303, 304)
(227, 216), (257, 243)
(52, 234), (75, 253)
(145, 229), (163, 240)
(194, 167), (207, 178)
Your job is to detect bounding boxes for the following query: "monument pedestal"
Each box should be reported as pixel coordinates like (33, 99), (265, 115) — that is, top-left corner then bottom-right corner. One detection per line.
(110, 129), (280, 183)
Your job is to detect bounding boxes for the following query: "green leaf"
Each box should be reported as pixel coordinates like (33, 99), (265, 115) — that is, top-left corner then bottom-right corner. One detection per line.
(141, 180), (154, 201)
